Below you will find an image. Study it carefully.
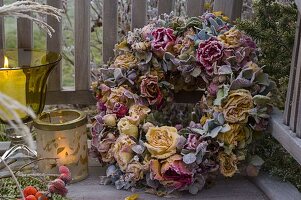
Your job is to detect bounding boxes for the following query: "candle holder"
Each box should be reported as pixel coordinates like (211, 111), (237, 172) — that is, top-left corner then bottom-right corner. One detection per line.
(0, 49), (61, 161)
(33, 109), (88, 183)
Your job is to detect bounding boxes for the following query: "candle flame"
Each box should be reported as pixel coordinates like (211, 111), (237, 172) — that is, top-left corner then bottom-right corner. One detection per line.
(3, 56), (8, 68)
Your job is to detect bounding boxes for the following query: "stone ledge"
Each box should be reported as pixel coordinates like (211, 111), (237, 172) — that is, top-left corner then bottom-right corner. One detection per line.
(251, 174), (301, 200)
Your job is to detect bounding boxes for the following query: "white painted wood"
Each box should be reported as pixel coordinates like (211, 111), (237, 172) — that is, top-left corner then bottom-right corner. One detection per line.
(131, 0), (147, 29)
(47, 0), (63, 92)
(213, 0), (243, 21)
(75, 0), (90, 91)
(295, 0), (301, 13)
(103, 0), (118, 63)
(284, 14), (301, 126)
(270, 108), (301, 165)
(289, 33), (301, 132)
(186, 0), (205, 17)
(158, 0), (174, 15)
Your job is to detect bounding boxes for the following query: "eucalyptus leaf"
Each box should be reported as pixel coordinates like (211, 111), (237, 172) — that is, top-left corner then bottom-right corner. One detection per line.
(207, 126), (222, 138)
(183, 153), (197, 164)
(191, 128), (206, 135)
(191, 67), (202, 77)
(132, 144), (145, 154)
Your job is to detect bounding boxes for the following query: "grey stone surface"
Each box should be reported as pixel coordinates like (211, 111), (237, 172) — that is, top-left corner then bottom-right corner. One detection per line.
(251, 174), (301, 200)
(67, 167), (268, 200)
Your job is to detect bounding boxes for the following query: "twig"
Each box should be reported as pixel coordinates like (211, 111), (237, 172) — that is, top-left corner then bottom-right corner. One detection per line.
(15, 157), (58, 174)
(0, 158), (17, 171)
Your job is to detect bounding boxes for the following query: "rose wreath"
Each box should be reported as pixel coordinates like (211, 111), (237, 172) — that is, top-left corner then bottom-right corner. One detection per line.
(91, 12), (274, 195)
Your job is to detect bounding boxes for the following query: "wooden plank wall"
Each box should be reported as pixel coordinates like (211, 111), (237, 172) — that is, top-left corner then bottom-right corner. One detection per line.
(47, 0), (63, 92)
(187, 0), (205, 17)
(213, 0), (243, 21)
(0, 0), (4, 49)
(10, 0), (243, 105)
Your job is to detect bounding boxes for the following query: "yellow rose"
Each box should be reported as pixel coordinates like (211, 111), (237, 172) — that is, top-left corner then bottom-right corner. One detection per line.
(113, 135), (136, 171)
(218, 28), (242, 48)
(117, 117), (139, 139)
(212, 11), (230, 22)
(127, 104), (151, 125)
(222, 89), (253, 123)
(113, 52), (138, 69)
(144, 126), (179, 159)
(218, 124), (245, 146)
(218, 152), (238, 177)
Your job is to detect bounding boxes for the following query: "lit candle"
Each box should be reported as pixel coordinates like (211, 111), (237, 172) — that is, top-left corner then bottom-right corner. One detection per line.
(34, 109), (89, 183)
(0, 56), (27, 120)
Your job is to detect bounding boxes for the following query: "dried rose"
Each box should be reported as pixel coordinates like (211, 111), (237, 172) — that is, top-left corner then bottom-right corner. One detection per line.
(144, 126), (179, 159)
(98, 132), (116, 163)
(217, 124), (244, 146)
(112, 135), (136, 171)
(218, 28), (242, 48)
(127, 104), (151, 125)
(218, 152), (238, 177)
(117, 117), (139, 139)
(151, 27), (176, 58)
(222, 89), (253, 123)
(113, 53), (138, 69)
(150, 154), (193, 189)
(196, 38), (223, 75)
(140, 75), (163, 106)
(125, 161), (145, 182)
(112, 103), (129, 118)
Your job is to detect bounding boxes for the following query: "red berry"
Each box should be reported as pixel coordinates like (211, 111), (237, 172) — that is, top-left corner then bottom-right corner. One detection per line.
(59, 173), (72, 184)
(25, 195), (37, 200)
(48, 179), (68, 197)
(23, 186), (38, 197)
(59, 166), (71, 176)
(35, 192), (48, 200)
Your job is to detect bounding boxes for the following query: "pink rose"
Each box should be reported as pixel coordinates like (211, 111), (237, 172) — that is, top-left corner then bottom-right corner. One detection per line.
(140, 75), (163, 106)
(113, 103), (128, 118)
(150, 155), (193, 189)
(196, 38), (223, 75)
(151, 27), (176, 57)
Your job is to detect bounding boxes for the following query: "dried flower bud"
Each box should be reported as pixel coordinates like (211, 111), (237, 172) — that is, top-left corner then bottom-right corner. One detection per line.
(102, 114), (117, 127)
(142, 122), (155, 133)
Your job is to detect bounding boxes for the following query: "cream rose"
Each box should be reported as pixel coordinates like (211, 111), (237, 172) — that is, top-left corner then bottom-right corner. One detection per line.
(127, 104), (151, 125)
(144, 126), (179, 159)
(112, 135), (136, 171)
(117, 117), (139, 139)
